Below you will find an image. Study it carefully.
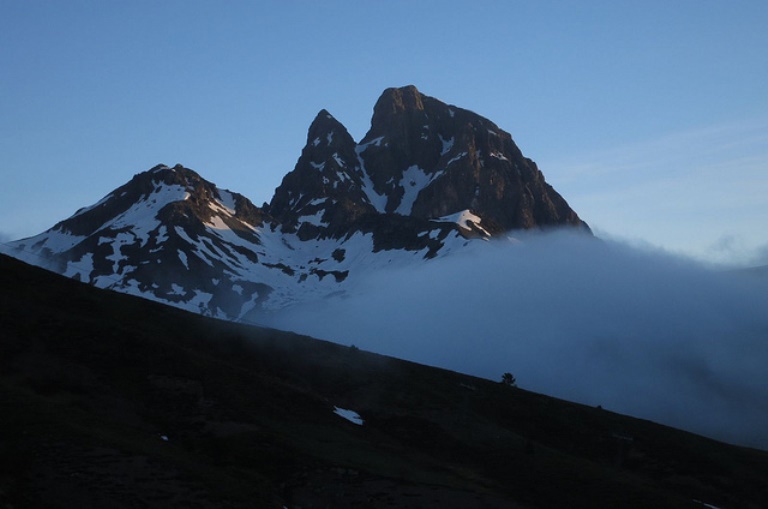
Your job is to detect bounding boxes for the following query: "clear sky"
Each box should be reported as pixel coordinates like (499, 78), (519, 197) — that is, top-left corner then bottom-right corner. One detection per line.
(2, 1), (766, 266)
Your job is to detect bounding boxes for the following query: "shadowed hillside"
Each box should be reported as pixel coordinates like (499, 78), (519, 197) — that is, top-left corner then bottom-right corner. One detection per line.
(1, 253), (767, 508)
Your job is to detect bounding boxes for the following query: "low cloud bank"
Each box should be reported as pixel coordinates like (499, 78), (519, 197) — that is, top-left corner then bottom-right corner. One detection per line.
(268, 231), (768, 449)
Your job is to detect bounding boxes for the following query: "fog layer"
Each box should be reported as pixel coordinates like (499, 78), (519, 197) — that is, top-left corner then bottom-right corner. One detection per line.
(268, 231), (768, 449)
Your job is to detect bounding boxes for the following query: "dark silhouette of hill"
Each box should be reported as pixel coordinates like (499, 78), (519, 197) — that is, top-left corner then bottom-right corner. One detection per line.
(1, 252), (767, 508)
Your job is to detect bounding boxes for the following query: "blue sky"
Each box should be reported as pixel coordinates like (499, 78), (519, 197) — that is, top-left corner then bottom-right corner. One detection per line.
(2, 1), (766, 265)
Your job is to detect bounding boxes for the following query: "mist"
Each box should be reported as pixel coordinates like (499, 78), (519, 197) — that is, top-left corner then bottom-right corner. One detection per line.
(267, 231), (768, 449)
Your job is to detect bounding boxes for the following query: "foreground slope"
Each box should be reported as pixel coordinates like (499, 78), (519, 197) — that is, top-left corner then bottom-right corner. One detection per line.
(2, 253), (767, 509)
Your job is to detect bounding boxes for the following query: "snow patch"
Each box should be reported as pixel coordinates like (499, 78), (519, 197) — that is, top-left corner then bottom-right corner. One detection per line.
(64, 253), (94, 279)
(356, 145), (387, 212)
(394, 166), (443, 215)
(205, 215), (230, 231)
(88, 182), (189, 251)
(20, 229), (87, 255)
(446, 152), (467, 166)
(298, 210), (327, 227)
(434, 210), (490, 236)
(155, 225), (168, 244)
(178, 250), (189, 269)
(692, 501), (721, 509)
(440, 135), (454, 156)
(359, 136), (384, 149)
(333, 406), (364, 426)
(216, 190), (237, 213)
(105, 232), (134, 273)
(189, 290), (214, 312)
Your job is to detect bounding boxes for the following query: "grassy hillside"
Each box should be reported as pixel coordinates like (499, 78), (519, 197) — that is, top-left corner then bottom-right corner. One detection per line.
(1, 253), (767, 508)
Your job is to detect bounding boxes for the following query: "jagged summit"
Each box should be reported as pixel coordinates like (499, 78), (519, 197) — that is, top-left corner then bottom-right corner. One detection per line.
(372, 85), (425, 116)
(285, 85), (590, 234)
(305, 109), (350, 148)
(268, 108), (374, 239)
(10, 86), (589, 320)
(56, 164), (268, 240)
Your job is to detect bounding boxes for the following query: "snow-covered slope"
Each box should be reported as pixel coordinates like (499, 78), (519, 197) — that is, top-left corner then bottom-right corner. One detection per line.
(9, 164), (475, 320)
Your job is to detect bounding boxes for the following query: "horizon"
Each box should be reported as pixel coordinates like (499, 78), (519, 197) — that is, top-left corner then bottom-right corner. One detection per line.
(2, 1), (767, 267)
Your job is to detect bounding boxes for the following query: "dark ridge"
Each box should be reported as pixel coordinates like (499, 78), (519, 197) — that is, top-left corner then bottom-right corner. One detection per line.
(2, 252), (768, 508)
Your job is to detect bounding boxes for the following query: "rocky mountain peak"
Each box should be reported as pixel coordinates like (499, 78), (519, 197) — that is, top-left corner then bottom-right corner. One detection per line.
(372, 85), (425, 117)
(352, 87), (589, 233)
(51, 164), (196, 238)
(363, 85), (430, 147)
(268, 110), (376, 240)
(269, 86), (589, 236)
(10, 86), (590, 321)
(305, 109), (350, 151)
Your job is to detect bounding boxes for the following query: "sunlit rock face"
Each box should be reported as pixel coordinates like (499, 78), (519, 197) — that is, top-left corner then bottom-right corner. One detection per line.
(9, 86), (588, 319)
(357, 85), (589, 234)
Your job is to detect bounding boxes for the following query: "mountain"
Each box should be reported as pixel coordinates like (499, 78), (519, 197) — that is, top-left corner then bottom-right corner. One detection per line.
(268, 86), (587, 236)
(3, 252), (767, 508)
(7, 85), (589, 320)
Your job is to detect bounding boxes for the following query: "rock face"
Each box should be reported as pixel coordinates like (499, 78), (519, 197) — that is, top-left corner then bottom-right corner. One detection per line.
(270, 85), (587, 237)
(267, 110), (376, 240)
(8, 86), (589, 319)
(365, 86), (585, 233)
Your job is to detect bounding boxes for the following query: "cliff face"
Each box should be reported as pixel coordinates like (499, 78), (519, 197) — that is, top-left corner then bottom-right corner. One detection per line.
(356, 85), (588, 233)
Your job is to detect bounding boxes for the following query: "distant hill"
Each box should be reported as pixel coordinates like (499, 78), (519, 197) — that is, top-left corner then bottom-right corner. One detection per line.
(2, 252), (767, 509)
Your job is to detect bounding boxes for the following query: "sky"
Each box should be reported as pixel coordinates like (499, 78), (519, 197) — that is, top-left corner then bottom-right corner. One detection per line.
(1, 0), (767, 265)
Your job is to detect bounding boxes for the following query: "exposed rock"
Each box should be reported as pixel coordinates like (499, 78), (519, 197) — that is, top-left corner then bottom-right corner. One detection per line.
(356, 85), (588, 233)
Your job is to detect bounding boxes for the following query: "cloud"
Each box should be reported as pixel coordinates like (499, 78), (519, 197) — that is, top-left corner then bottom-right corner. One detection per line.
(708, 235), (768, 268)
(749, 242), (768, 267)
(268, 231), (768, 449)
